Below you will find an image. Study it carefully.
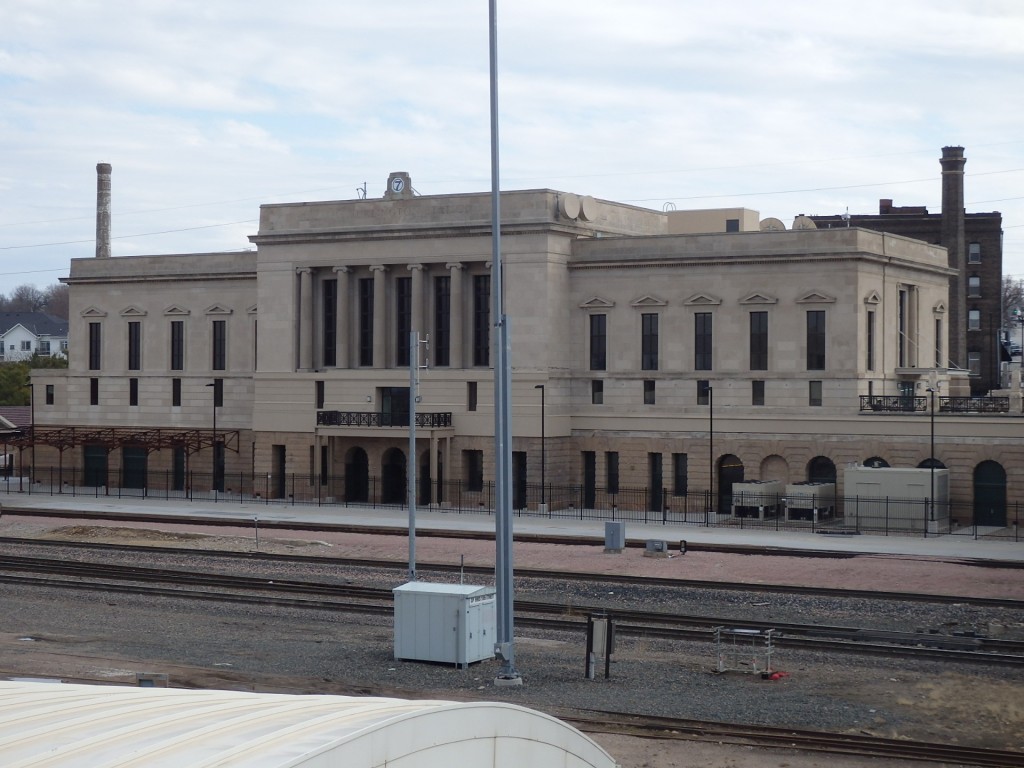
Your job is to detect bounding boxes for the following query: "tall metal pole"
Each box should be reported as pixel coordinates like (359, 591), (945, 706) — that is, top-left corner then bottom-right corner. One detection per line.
(708, 384), (714, 517)
(534, 384), (545, 508)
(28, 379), (35, 484)
(928, 387), (936, 523)
(490, 0), (520, 685)
(408, 330), (418, 582)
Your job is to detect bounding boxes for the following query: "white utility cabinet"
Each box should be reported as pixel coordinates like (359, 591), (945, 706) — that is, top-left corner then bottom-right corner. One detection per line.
(731, 479), (784, 519)
(393, 582), (496, 668)
(784, 481), (836, 522)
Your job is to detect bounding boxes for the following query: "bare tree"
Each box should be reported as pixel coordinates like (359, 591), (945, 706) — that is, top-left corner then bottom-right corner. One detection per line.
(1003, 276), (1024, 329)
(43, 284), (69, 318)
(7, 285), (47, 312)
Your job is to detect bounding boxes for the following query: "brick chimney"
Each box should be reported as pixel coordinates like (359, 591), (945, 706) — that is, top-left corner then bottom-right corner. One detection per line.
(940, 146), (966, 370)
(95, 163), (112, 258)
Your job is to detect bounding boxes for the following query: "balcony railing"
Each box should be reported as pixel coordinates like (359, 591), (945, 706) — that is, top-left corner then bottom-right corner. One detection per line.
(316, 410), (453, 428)
(860, 395), (1010, 414)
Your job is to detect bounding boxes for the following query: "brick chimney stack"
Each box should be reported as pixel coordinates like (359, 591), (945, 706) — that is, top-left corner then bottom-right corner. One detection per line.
(940, 146), (966, 370)
(95, 163), (112, 258)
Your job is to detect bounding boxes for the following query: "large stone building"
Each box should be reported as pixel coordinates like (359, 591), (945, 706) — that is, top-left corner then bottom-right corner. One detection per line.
(24, 163), (1022, 527)
(810, 147), (1004, 395)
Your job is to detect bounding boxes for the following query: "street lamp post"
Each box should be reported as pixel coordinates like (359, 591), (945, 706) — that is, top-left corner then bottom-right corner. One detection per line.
(926, 387), (936, 524)
(206, 381), (220, 494)
(28, 378), (35, 486)
(534, 384), (546, 511)
(705, 383), (713, 520)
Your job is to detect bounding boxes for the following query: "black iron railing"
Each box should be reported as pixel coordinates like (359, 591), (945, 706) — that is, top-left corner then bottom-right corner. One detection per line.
(860, 395), (1010, 414)
(859, 395), (926, 412)
(316, 410), (453, 428)
(939, 396), (1010, 413)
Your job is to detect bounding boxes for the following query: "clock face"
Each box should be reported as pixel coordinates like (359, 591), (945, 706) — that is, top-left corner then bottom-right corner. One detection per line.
(391, 177), (405, 193)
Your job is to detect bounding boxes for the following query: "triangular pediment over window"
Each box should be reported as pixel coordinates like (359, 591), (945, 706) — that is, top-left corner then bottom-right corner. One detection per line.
(164, 305), (191, 316)
(246, 304), (258, 315)
(205, 304), (233, 315)
(579, 297), (615, 309)
(739, 293), (777, 305)
(683, 293), (722, 306)
(119, 306), (147, 317)
(933, 301), (946, 315)
(796, 291), (836, 304)
(863, 291), (881, 305)
(630, 295), (667, 308)
(80, 306), (108, 318)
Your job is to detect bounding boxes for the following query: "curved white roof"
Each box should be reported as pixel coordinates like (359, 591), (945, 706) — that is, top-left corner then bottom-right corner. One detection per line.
(0, 681), (618, 768)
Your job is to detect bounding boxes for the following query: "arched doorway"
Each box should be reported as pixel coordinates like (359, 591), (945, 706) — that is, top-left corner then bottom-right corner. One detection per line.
(717, 454), (744, 514)
(345, 447), (369, 503)
(864, 456), (889, 468)
(973, 461), (1007, 527)
(807, 456), (837, 484)
(381, 447), (407, 505)
(760, 455), (788, 484)
(917, 458), (946, 469)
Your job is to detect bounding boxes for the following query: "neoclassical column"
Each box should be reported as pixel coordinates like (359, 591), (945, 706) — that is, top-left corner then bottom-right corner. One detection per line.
(370, 265), (388, 368)
(408, 263), (424, 336)
(297, 267), (313, 371)
(333, 266), (351, 368)
(447, 262), (464, 368)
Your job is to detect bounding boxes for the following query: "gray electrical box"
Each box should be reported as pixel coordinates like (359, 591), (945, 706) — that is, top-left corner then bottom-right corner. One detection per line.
(393, 582), (496, 668)
(604, 521), (625, 553)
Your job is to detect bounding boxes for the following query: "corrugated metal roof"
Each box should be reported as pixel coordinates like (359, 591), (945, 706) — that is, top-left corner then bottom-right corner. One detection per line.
(0, 681), (619, 768)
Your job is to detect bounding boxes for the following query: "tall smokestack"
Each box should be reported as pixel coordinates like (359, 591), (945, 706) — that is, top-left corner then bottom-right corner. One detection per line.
(940, 146), (966, 370)
(95, 163), (112, 258)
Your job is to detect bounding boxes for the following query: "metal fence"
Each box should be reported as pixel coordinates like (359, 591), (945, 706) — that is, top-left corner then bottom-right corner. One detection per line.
(2, 466), (1020, 542)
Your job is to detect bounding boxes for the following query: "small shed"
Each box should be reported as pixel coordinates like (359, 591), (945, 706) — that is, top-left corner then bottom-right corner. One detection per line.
(731, 479), (784, 519)
(393, 582), (496, 667)
(844, 465), (950, 532)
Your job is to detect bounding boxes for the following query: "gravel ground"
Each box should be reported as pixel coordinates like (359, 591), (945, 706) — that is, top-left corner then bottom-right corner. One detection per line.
(1, 517), (1023, 767)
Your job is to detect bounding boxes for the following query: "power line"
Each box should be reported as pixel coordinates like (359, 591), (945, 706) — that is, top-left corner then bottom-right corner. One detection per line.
(0, 220), (256, 252)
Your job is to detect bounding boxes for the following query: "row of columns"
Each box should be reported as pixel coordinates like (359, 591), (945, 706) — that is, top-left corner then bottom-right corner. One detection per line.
(297, 262), (469, 370)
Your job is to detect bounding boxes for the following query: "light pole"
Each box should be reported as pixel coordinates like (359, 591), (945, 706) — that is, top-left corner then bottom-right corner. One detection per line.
(205, 381), (220, 493)
(926, 386), (936, 523)
(27, 377), (35, 485)
(534, 384), (546, 510)
(705, 383), (713, 519)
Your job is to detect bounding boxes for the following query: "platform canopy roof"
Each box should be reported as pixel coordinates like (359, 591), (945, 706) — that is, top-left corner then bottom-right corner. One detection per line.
(0, 681), (618, 768)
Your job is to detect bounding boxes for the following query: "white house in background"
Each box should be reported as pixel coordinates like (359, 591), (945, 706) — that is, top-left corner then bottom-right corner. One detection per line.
(0, 312), (68, 361)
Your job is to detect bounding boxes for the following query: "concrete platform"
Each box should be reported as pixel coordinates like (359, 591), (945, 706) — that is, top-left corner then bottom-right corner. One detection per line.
(0, 489), (1021, 563)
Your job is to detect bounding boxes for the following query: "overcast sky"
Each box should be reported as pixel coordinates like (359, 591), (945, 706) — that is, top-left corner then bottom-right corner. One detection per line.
(2, 0), (1022, 301)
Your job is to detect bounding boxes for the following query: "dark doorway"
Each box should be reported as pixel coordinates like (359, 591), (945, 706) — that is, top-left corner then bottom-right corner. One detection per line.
(973, 460), (1007, 527)
(172, 445), (185, 492)
(418, 450), (431, 506)
(512, 451), (527, 510)
(83, 444), (108, 488)
(272, 444), (286, 499)
(122, 446), (147, 490)
(381, 447), (407, 505)
(649, 453), (663, 512)
(717, 454), (744, 515)
(808, 456), (837, 484)
(345, 447), (369, 503)
(381, 387), (410, 426)
(582, 451), (596, 508)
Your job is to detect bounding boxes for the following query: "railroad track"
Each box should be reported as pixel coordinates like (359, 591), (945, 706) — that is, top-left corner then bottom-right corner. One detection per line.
(562, 709), (1024, 767)
(3, 535), (1022, 609)
(3, 554), (1023, 666)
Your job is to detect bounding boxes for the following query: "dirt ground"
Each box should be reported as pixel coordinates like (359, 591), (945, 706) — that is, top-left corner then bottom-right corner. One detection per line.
(3, 515), (1023, 767)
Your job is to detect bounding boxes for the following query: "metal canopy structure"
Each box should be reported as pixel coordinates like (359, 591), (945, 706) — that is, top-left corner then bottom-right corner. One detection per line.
(3, 426), (239, 456)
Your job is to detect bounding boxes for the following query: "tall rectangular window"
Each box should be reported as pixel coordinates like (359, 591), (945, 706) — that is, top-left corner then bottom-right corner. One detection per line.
(45, 384), (54, 405)
(213, 378), (224, 407)
(806, 310), (826, 370)
(127, 321), (141, 371)
(90, 377), (99, 405)
(433, 276), (450, 367)
(809, 380), (823, 406)
(641, 313), (658, 370)
(935, 318), (943, 368)
(968, 275), (981, 297)
(897, 290), (907, 366)
(752, 379), (765, 406)
(866, 310), (875, 372)
(695, 312), (712, 371)
(315, 380), (325, 409)
(643, 379), (655, 404)
(968, 309), (981, 330)
(395, 276), (412, 367)
(672, 453), (688, 496)
(968, 351), (981, 375)
(322, 278), (337, 367)
(467, 381), (478, 411)
(172, 378), (181, 407)
(968, 242), (981, 263)
(749, 311), (768, 370)
(589, 314), (607, 371)
(464, 449), (484, 492)
(605, 452), (619, 494)
(88, 322), (101, 370)
(170, 320), (184, 371)
(472, 275), (490, 366)
(129, 377), (139, 406)
(212, 319), (226, 371)
(591, 380), (604, 404)
(358, 278), (374, 366)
